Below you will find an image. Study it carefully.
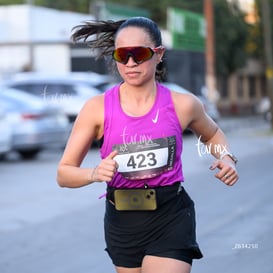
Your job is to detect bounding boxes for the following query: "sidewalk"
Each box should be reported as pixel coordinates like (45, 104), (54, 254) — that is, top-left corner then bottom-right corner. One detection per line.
(219, 115), (273, 158)
(218, 114), (272, 134)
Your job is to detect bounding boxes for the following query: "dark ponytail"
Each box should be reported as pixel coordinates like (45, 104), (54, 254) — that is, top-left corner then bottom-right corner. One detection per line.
(71, 20), (125, 58)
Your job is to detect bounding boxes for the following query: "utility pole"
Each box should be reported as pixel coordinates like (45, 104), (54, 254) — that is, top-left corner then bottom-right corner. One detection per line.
(204, 0), (218, 103)
(26, 0), (34, 71)
(261, 0), (273, 129)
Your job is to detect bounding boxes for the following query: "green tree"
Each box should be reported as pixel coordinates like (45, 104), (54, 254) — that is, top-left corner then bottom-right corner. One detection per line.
(34, 0), (90, 13)
(90, 0), (204, 26)
(246, 0), (273, 60)
(213, 0), (249, 76)
(0, 0), (90, 12)
(0, 0), (23, 4)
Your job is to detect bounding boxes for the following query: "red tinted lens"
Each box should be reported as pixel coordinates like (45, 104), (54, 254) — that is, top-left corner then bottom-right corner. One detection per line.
(112, 47), (154, 64)
(131, 47), (154, 63)
(113, 48), (130, 64)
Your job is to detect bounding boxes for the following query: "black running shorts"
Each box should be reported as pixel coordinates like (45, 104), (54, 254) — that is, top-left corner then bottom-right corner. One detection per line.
(104, 183), (203, 268)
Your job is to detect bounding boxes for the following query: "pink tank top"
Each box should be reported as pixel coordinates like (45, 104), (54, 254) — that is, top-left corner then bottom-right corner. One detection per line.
(100, 82), (184, 188)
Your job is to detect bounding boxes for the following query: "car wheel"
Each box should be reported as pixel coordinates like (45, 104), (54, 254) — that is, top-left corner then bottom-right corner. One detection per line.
(17, 149), (41, 160)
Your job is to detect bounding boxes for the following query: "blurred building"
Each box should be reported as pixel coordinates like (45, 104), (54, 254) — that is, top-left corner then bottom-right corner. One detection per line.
(217, 59), (266, 115)
(0, 4), (93, 78)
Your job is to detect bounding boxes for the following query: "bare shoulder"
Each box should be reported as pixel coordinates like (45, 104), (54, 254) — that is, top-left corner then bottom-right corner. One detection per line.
(171, 90), (203, 107)
(170, 90), (218, 137)
(170, 90), (204, 122)
(83, 93), (104, 112)
(73, 93), (105, 139)
(78, 93), (104, 118)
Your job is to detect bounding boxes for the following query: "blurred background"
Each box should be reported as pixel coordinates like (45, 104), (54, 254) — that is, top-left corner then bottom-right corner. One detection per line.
(0, 1), (273, 273)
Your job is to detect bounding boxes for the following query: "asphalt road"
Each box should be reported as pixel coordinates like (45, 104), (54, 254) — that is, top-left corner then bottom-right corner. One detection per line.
(0, 116), (273, 273)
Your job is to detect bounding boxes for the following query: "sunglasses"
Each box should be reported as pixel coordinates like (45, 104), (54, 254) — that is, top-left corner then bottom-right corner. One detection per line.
(112, 46), (163, 64)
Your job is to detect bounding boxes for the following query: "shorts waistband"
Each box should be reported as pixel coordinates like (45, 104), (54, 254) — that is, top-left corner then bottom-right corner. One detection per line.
(106, 182), (183, 208)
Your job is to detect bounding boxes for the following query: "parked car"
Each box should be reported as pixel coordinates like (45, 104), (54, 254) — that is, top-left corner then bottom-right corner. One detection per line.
(62, 71), (113, 92)
(3, 72), (104, 123)
(163, 82), (220, 123)
(0, 106), (12, 158)
(0, 87), (69, 159)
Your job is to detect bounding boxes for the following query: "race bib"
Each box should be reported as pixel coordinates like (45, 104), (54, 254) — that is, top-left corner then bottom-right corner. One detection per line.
(113, 136), (176, 180)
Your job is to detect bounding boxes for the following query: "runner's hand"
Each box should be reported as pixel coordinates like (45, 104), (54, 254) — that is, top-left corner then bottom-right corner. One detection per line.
(94, 151), (119, 182)
(209, 160), (239, 186)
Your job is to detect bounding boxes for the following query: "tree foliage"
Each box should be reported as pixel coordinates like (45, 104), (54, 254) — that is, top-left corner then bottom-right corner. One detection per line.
(246, 0), (273, 60)
(213, 0), (249, 76)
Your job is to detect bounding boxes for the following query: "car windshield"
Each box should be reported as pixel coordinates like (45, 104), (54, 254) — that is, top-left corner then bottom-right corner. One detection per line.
(0, 88), (45, 111)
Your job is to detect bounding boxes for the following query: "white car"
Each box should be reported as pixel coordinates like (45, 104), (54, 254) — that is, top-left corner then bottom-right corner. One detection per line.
(4, 72), (104, 123)
(63, 71), (112, 92)
(0, 87), (69, 159)
(0, 106), (12, 157)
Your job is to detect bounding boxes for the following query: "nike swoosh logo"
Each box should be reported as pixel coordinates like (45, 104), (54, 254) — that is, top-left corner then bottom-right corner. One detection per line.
(152, 109), (159, 123)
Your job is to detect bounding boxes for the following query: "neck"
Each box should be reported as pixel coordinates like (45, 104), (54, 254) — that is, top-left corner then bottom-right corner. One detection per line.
(119, 82), (157, 116)
(121, 81), (157, 102)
